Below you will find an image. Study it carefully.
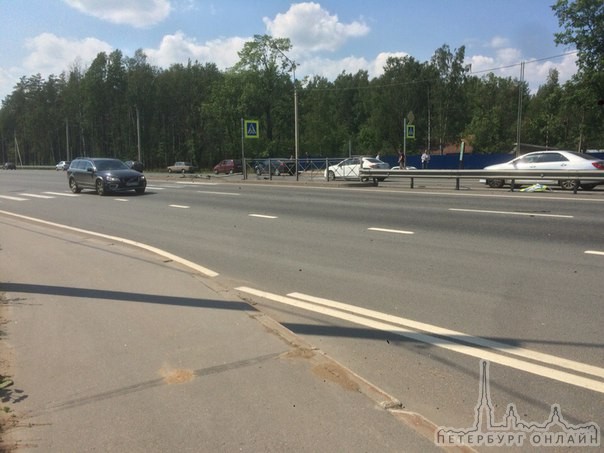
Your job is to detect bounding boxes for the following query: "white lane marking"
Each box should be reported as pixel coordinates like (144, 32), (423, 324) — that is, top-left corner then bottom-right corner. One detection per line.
(0, 210), (219, 277)
(585, 250), (604, 256)
(20, 193), (54, 199)
(235, 287), (604, 394)
(114, 198), (129, 202)
(368, 227), (414, 235)
(197, 191), (240, 196)
(449, 208), (573, 219)
(177, 182), (218, 186)
(169, 204), (190, 209)
(145, 186), (165, 190)
(0, 195), (28, 201)
(288, 292), (604, 380)
(249, 214), (278, 219)
(43, 192), (80, 197)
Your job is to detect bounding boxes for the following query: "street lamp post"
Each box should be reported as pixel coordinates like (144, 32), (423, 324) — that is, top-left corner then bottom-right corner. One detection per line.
(274, 47), (299, 180)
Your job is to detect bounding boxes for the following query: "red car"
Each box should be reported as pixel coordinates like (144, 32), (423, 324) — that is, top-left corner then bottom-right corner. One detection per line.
(213, 159), (242, 174)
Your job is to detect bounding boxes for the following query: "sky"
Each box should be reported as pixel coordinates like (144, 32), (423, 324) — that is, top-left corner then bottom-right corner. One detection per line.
(0, 0), (578, 102)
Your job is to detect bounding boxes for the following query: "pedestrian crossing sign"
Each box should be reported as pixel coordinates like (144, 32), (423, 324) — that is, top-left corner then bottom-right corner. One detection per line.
(244, 120), (259, 139)
(406, 124), (415, 139)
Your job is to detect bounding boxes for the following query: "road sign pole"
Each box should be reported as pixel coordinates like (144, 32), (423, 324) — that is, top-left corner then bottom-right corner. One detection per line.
(241, 118), (246, 179)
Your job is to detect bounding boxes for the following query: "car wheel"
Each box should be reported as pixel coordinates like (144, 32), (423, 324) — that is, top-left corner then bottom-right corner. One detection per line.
(275, 169), (281, 176)
(181, 169), (186, 174)
(135, 188), (145, 194)
(214, 170), (219, 175)
(168, 168), (173, 173)
(256, 167), (262, 176)
(229, 169), (233, 174)
(328, 170), (335, 181)
(559, 179), (578, 190)
(69, 177), (81, 193)
(95, 179), (106, 196)
(487, 179), (505, 188)
(580, 183), (597, 191)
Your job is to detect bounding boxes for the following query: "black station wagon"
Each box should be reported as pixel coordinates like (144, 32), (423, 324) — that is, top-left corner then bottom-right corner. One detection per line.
(67, 158), (147, 195)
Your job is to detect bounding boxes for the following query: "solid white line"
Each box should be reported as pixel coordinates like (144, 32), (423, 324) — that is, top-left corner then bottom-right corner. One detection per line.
(235, 287), (604, 394)
(43, 192), (79, 197)
(249, 214), (278, 219)
(145, 186), (165, 190)
(368, 227), (414, 235)
(585, 250), (604, 256)
(114, 199), (129, 202)
(449, 208), (573, 218)
(0, 195), (28, 201)
(197, 191), (240, 196)
(288, 292), (604, 380)
(169, 204), (190, 209)
(0, 210), (219, 277)
(20, 193), (54, 199)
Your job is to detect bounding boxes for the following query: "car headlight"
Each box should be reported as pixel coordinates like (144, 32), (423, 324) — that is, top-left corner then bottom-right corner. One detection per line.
(140, 175), (146, 180)
(105, 176), (120, 182)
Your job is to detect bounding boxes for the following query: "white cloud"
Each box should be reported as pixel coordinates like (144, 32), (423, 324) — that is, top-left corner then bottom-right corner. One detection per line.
(144, 32), (246, 69)
(23, 33), (112, 76)
(467, 48), (578, 93)
(263, 2), (369, 54)
(298, 51), (409, 82)
(63, 0), (171, 28)
(489, 36), (510, 49)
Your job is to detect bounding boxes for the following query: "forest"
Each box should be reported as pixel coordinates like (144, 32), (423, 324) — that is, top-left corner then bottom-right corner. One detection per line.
(0, 1), (602, 170)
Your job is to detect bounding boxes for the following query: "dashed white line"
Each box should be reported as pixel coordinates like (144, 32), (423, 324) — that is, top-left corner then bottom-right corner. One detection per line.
(20, 193), (55, 199)
(249, 214), (278, 219)
(585, 250), (604, 256)
(0, 195), (28, 201)
(43, 192), (80, 197)
(197, 191), (240, 196)
(169, 204), (190, 209)
(368, 227), (414, 235)
(449, 208), (573, 218)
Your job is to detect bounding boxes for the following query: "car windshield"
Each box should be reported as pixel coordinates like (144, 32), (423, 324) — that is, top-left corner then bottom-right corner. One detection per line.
(94, 160), (129, 171)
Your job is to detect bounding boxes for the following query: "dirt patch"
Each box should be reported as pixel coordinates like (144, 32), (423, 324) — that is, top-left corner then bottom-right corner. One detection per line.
(312, 362), (360, 392)
(159, 367), (195, 384)
(280, 347), (316, 360)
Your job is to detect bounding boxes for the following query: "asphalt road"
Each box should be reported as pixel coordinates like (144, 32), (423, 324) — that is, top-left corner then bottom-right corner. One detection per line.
(1, 169), (603, 450)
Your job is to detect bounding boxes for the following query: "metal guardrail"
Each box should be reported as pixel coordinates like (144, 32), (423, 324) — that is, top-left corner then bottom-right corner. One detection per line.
(361, 168), (604, 193)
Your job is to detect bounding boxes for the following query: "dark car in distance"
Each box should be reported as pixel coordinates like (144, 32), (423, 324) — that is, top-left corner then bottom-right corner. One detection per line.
(254, 158), (296, 176)
(213, 159), (242, 174)
(3, 162), (16, 170)
(67, 158), (146, 195)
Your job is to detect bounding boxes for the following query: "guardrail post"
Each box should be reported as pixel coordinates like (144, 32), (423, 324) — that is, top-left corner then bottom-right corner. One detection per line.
(573, 180), (579, 194)
(510, 179), (515, 192)
(455, 178), (460, 190)
(410, 177), (414, 189)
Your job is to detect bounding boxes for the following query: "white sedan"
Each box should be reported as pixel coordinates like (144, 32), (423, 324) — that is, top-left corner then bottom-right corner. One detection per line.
(482, 150), (604, 190)
(326, 157), (390, 181)
(55, 160), (70, 171)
